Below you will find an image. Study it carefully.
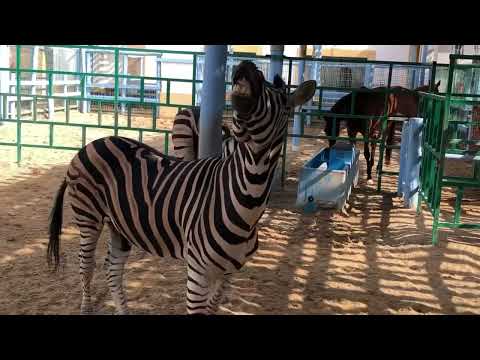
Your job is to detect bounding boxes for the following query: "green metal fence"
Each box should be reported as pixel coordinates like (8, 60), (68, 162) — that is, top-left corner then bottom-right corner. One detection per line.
(0, 45), (447, 192)
(417, 54), (480, 244)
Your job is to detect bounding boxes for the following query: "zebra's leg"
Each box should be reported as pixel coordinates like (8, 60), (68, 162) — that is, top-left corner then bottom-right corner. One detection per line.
(205, 275), (231, 314)
(78, 223), (103, 315)
(185, 258), (232, 315)
(186, 262), (211, 315)
(106, 226), (131, 315)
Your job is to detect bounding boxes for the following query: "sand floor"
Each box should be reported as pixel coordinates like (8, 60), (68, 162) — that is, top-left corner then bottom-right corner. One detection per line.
(1, 113), (480, 315)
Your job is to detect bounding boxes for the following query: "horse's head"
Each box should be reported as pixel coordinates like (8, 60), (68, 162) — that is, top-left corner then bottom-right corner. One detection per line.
(415, 81), (441, 93)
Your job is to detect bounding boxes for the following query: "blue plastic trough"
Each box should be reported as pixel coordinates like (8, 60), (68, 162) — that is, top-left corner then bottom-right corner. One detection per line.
(296, 141), (360, 212)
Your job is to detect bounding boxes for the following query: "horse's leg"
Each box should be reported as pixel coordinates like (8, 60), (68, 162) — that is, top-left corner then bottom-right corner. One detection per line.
(385, 122), (395, 166)
(368, 139), (377, 185)
(347, 125), (357, 148)
(364, 140), (372, 183)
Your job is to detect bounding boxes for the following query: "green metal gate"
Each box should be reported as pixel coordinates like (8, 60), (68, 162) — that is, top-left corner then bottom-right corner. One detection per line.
(0, 45), (445, 192)
(417, 54), (480, 244)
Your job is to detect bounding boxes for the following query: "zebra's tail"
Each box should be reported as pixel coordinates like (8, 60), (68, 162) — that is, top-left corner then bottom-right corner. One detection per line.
(47, 178), (68, 271)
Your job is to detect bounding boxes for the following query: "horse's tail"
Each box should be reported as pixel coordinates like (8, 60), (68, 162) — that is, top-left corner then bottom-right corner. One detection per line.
(47, 178), (68, 271)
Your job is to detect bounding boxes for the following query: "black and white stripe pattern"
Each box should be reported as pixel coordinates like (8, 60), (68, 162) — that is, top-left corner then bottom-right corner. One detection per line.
(47, 60), (316, 315)
(172, 106), (234, 161)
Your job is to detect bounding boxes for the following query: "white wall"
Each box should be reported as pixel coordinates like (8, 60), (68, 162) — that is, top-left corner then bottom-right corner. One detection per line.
(431, 45), (480, 64)
(368, 45), (412, 62)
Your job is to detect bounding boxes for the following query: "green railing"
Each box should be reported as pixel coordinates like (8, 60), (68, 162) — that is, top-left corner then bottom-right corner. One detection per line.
(417, 54), (480, 244)
(0, 45), (447, 192)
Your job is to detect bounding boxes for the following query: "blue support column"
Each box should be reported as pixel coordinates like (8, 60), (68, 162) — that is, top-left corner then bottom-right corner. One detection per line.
(306, 45), (322, 127)
(419, 45), (429, 86)
(364, 63), (374, 87)
(292, 45), (306, 151)
(268, 45), (284, 82)
(398, 118), (423, 209)
(198, 45), (228, 159)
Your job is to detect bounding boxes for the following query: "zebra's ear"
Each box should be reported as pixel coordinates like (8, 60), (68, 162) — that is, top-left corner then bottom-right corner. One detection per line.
(288, 80), (316, 107)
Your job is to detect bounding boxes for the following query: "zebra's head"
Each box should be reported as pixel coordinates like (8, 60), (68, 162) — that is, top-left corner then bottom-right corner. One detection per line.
(231, 60), (316, 151)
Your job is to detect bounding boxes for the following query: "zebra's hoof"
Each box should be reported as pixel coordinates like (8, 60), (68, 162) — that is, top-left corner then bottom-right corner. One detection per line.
(80, 308), (94, 315)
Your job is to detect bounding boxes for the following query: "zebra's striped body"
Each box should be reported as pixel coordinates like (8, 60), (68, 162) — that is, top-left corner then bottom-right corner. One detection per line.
(47, 61), (316, 314)
(172, 106), (234, 161)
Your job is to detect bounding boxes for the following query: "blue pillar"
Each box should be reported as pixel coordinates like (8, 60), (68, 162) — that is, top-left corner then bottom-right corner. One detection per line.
(292, 45), (306, 151)
(198, 45), (228, 159)
(268, 45), (284, 82)
(398, 118), (423, 209)
(306, 45), (321, 127)
(419, 45), (429, 86)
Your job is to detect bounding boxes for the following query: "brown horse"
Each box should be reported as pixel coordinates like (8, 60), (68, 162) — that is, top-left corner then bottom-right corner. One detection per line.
(324, 82), (440, 182)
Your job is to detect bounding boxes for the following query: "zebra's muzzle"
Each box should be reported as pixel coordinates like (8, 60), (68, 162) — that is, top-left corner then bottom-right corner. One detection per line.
(231, 94), (256, 116)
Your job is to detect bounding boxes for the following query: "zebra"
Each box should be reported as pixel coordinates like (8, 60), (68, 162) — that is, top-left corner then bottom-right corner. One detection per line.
(172, 106), (234, 161)
(47, 60), (316, 315)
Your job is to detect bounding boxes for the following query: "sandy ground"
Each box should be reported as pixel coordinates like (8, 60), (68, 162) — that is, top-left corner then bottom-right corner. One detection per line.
(1, 112), (480, 315)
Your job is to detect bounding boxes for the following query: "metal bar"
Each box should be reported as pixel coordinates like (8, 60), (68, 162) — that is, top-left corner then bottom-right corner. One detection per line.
(164, 132), (169, 154)
(49, 123), (54, 146)
(23, 45), (455, 68)
(81, 126), (87, 147)
(0, 118), (172, 133)
(98, 102), (102, 125)
(192, 54), (197, 106)
(33, 96), (37, 121)
(16, 45), (22, 163)
(380, 170), (399, 176)
(281, 131), (288, 188)
(437, 222), (480, 229)
(66, 99), (70, 123)
(114, 48), (119, 136)
(377, 64), (394, 191)
(2, 95), (7, 119)
(453, 186), (464, 224)
(281, 58), (293, 187)
(166, 80), (171, 105)
(152, 104), (157, 130)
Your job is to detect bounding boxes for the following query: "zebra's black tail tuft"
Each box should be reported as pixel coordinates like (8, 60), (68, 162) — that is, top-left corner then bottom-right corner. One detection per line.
(47, 178), (68, 271)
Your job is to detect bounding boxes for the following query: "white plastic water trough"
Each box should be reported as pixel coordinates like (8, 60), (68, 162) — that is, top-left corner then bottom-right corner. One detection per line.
(296, 141), (360, 212)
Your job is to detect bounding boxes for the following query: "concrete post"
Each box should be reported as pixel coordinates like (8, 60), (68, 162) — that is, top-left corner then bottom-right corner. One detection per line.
(198, 45), (228, 159)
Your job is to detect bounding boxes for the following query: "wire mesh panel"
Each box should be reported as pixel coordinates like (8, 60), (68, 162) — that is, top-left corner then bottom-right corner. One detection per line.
(318, 62), (366, 88)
